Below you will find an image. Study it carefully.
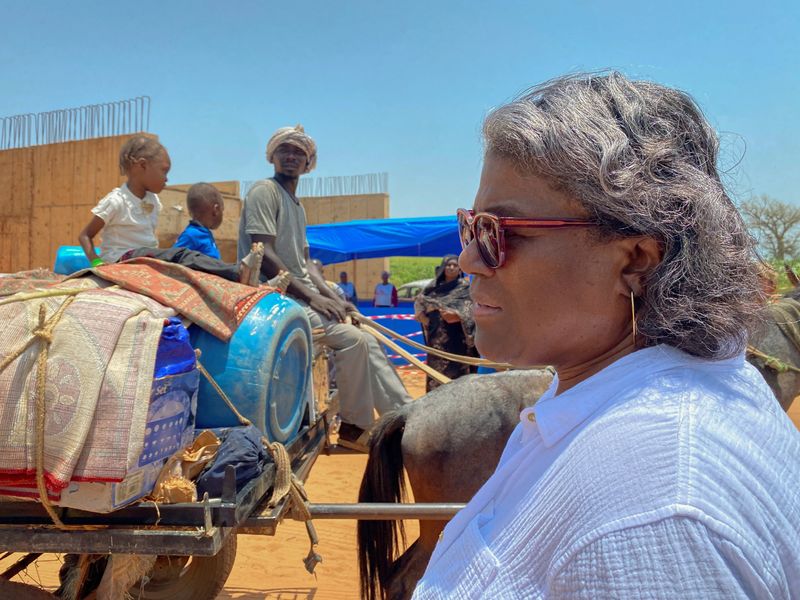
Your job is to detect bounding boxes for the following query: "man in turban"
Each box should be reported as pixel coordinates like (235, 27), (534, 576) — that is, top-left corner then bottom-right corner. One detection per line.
(238, 125), (412, 451)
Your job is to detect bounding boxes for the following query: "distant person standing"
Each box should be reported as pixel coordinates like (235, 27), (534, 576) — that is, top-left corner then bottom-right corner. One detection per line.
(373, 271), (398, 307)
(414, 254), (479, 391)
(338, 271), (358, 304)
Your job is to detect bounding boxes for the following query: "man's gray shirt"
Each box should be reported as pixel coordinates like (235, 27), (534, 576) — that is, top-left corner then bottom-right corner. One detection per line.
(238, 178), (316, 291)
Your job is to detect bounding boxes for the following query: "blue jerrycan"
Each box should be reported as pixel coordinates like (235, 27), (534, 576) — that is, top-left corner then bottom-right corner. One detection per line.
(54, 246), (93, 274)
(190, 292), (313, 443)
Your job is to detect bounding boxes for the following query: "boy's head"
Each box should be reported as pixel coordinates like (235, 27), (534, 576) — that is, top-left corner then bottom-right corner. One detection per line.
(186, 183), (224, 229)
(340, 271), (348, 283)
(119, 135), (170, 193)
(381, 271), (390, 284)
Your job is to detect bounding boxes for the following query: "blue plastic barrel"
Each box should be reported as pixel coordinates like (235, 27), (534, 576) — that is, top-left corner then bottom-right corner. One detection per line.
(190, 293), (313, 443)
(54, 246), (94, 274)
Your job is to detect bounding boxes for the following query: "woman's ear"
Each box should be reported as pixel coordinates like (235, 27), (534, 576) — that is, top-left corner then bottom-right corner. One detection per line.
(620, 236), (663, 296)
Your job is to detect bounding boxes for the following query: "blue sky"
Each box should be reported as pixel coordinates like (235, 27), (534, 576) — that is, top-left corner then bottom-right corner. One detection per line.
(2, 0), (798, 217)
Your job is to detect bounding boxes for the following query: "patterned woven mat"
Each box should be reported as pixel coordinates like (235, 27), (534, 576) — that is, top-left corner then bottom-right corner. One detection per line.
(0, 269), (66, 297)
(1, 260), (273, 340)
(0, 288), (168, 494)
(73, 258), (272, 341)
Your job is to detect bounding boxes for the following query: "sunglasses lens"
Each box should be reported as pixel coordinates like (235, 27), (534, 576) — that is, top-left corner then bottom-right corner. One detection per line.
(474, 215), (501, 268)
(457, 211), (473, 249)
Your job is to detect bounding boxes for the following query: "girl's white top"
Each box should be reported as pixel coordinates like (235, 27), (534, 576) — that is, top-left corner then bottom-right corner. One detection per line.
(91, 183), (161, 262)
(413, 345), (800, 599)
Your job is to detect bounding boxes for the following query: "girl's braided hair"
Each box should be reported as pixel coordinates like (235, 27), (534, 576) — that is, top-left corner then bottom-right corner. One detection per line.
(118, 135), (166, 175)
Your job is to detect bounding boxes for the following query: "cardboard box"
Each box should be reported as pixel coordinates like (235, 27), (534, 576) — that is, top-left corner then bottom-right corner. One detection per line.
(57, 369), (198, 512)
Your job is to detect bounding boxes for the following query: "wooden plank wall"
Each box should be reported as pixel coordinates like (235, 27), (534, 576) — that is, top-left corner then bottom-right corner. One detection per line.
(1, 138), (391, 295)
(302, 192), (390, 301)
(0, 135), (131, 272)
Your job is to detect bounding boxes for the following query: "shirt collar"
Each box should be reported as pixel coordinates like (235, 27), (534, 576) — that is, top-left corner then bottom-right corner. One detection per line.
(121, 183), (156, 206)
(188, 219), (212, 233)
(528, 345), (741, 447)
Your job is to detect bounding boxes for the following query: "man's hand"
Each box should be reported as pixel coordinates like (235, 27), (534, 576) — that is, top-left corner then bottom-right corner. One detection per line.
(310, 294), (347, 322)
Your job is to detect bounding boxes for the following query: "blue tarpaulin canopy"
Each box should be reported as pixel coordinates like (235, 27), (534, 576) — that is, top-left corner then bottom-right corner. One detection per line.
(306, 215), (460, 263)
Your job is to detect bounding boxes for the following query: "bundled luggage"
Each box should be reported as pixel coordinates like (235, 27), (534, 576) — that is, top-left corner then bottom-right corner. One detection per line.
(0, 287), (198, 512)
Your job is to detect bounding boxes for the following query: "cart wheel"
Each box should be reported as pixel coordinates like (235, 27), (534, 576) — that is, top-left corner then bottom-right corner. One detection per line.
(128, 534), (238, 600)
(0, 579), (55, 599)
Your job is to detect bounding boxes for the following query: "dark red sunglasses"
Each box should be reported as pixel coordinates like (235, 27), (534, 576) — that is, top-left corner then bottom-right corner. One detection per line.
(457, 208), (599, 269)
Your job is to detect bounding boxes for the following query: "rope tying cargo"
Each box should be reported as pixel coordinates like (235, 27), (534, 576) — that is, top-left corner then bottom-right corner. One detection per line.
(0, 297), (94, 529)
(32, 299), (77, 529)
(746, 346), (800, 373)
(0, 287), (88, 307)
(263, 438), (322, 574)
(195, 354), (322, 573)
(194, 351), (253, 426)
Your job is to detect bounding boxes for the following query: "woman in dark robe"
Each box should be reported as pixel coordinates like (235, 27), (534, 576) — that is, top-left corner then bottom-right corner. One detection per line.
(414, 255), (479, 391)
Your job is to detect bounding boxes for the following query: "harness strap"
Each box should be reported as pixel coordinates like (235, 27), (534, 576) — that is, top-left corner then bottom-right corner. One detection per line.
(769, 298), (800, 354)
(747, 297), (800, 374)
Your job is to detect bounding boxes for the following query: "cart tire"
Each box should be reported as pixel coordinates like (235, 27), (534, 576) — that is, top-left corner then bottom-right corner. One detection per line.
(0, 579), (55, 599)
(128, 534), (238, 600)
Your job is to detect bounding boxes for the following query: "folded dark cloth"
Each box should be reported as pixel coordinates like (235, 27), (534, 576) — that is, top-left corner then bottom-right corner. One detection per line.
(195, 425), (269, 498)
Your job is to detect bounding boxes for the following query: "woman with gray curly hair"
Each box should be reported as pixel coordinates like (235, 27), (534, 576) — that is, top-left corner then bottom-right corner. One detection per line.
(412, 73), (800, 599)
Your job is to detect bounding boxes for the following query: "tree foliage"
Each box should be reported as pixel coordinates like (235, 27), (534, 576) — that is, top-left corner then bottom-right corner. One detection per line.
(389, 257), (440, 286)
(740, 195), (800, 262)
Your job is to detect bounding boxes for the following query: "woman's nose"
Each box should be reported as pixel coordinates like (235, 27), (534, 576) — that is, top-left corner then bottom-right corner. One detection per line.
(459, 239), (492, 277)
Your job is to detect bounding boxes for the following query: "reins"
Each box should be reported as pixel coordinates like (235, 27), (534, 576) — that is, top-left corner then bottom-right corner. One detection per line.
(351, 311), (545, 371)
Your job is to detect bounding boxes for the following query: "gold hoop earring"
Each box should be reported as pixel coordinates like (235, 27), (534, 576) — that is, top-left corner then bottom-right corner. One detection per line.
(630, 291), (637, 347)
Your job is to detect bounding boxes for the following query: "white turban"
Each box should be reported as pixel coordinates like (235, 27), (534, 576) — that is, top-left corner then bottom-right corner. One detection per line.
(265, 124), (317, 173)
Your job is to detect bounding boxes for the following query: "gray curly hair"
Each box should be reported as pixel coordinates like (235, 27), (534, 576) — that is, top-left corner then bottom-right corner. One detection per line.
(483, 72), (765, 359)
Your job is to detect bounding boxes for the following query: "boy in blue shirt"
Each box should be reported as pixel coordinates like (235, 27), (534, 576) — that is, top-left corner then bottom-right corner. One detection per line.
(113, 181), (277, 286)
(174, 183), (224, 258)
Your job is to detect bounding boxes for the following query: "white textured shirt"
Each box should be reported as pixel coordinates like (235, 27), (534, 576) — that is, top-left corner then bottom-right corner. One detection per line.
(413, 345), (800, 599)
(91, 183), (161, 262)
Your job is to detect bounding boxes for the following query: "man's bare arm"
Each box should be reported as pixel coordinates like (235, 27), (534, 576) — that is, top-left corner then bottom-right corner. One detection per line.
(249, 233), (345, 320)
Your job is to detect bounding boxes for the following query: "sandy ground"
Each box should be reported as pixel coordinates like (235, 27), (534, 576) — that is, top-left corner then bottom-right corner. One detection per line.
(6, 368), (800, 599)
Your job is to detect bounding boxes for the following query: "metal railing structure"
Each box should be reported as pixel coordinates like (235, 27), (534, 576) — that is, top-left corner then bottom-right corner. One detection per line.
(241, 172), (388, 199)
(0, 96), (151, 150)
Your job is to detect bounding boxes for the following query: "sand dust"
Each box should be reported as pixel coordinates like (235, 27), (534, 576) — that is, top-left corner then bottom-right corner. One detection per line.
(6, 368), (800, 599)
